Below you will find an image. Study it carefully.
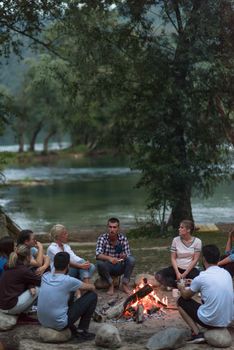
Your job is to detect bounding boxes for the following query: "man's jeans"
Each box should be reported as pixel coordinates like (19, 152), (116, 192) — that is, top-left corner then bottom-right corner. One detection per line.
(96, 256), (135, 285)
(67, 291), (97, 333)
(68, 259), (96, 280)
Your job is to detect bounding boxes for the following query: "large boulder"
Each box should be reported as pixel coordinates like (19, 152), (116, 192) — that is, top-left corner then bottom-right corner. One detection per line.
(95, 324), (122, 348)
(135, 274), (161, 288)
(204, 328), (232, 348)
(0, 312), (18, 330)
(146, 327), (188, 350)
(38, 327), (71, 343)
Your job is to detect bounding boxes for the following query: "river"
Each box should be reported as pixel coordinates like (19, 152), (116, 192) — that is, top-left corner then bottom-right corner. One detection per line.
(0, 157), (234, 232)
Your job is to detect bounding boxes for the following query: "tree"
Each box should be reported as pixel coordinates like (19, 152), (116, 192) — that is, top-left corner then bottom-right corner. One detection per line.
(55, 0), (234, 228)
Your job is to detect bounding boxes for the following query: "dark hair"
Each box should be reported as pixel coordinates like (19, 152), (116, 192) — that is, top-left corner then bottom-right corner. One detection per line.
(202, 244), (220, 264)
(17, 230), (33, 245)
(108, 217), (120, 225)
(0, 236), (14, 257)
(54, 252), (70, 270)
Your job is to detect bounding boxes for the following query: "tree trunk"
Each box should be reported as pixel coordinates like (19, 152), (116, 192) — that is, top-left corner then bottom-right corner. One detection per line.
(43, 129), (57, 154)
(29, 121), (43, 152)
(18, 132), (24, 153)
(169, 185), (193, 229)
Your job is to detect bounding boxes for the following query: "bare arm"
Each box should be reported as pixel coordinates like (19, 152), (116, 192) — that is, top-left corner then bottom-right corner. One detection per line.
(32, 241), (44, 267)
(69, 260), (91, 270)
(225, 232), (232, 252)
(36, 255), (50, 275)
(79, 282), (96, 292)
(96, 253), (119, 265)
(218, 255), (232, 266)
(181, 251), (200, 279)
(171, 251), (182, 280)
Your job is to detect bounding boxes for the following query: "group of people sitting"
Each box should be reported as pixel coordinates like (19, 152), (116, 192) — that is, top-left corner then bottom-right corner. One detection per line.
(0, 217), (233, 344)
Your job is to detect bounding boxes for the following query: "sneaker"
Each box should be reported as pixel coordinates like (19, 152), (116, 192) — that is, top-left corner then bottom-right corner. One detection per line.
(77, 330), (95, 340)
(187, 332), (205, 344)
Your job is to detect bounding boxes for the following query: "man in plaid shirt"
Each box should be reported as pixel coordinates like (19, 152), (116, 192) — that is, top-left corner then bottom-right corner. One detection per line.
(96, 217), (135, 295)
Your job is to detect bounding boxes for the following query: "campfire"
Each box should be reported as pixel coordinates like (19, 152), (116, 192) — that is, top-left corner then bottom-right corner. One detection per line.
(103, 278), (169, 323)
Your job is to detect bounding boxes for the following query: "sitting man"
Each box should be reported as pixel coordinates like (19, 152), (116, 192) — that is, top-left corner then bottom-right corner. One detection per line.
(47, 224), (95, 283)
(96, 217), (135, 295)
(37, 252), (97, 341)
(177, 244), (233, 344)
(17, 229), (50, 275)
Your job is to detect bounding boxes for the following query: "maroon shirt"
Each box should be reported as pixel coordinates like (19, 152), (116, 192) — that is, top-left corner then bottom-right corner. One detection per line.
(0, 261), (41, 310)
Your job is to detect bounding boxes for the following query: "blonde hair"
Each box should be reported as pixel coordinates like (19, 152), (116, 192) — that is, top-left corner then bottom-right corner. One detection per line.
(8, 244), (31, 268)
(50, 224), (66, 241)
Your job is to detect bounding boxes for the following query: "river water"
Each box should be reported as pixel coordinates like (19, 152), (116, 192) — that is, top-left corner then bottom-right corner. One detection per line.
(0, 158), (234, 232)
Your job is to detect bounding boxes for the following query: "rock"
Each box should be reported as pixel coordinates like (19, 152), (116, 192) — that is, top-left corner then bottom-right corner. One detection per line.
(38, 327), (71, 343)
(146, 327), (188, 350)
(95, 276), (120, 289)
(0, 312), (18, 330)
(19, 339), (78, 350)
(204, 328), (232, 347)
(135, 274), (161, 288)
(95, 324), (122, 348)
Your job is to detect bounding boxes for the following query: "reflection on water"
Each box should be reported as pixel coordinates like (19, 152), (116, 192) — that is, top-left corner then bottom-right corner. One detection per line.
(0, 162), (234, 232)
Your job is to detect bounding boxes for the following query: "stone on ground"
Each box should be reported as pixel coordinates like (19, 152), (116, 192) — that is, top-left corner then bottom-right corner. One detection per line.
(38, 326), (71, 343)
(146, 327), (188, 350)
(204, 328), (232, 347)
(0, 312), (18, 330)
(95, 323), (122, 348)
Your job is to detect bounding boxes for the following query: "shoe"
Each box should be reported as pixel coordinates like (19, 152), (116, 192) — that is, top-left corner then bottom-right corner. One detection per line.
(187, 332), (205, 344)
(76, 330), (95, 341)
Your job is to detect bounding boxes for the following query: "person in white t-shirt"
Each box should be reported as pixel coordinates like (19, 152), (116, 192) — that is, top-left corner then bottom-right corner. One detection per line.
(177, 244), (234, 344)
(47, 224), (95, 283)
(155, 220), (201, 288)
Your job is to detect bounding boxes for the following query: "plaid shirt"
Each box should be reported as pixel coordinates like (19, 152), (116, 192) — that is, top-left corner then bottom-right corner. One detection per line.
(96, 233), (131, 258)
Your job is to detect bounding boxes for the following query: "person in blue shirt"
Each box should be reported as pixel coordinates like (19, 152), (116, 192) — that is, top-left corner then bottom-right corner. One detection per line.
(218, 228), (234, 277)
(0, 236), (14, 278)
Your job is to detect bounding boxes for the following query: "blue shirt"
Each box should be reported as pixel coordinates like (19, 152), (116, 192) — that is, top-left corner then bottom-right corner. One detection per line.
(37, 272), (82, 330)
(0, 256), (7, 278)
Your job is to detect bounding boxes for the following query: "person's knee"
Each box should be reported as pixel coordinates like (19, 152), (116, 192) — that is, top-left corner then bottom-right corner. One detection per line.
(96, 260), (107, 271)
(89, 263), (96, 275)
(126, 255), (135, 266)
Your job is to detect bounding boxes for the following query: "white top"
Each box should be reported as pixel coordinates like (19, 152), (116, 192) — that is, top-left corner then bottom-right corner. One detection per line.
(47, 242), (83, 271)
(170, 236), (201, 269)
(191, 266), (234, 326)
(37, 272), (82, 330)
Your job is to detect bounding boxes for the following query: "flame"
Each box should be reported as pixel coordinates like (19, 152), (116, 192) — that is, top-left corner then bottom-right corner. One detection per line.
(123, 282), (168, 318)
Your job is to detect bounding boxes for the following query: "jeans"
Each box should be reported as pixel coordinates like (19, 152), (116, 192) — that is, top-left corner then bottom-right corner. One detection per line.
(67, 291), (97, 333)
(68, 259), (96, 280)
(96, 255), (135, 285)
(1, 288), (39, 315)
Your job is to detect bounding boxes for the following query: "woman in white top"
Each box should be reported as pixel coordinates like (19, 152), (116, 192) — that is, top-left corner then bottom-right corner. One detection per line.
(155, 220), (202, 288)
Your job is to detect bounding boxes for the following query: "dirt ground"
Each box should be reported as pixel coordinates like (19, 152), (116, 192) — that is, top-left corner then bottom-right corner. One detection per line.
(1, 287), (234, 350)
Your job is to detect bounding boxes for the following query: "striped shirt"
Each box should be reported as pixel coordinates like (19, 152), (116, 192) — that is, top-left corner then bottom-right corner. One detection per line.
(96, 233), (131, 258)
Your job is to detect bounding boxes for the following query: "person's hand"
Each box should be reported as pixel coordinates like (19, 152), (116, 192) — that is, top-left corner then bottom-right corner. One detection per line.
(119, 253), (127, 260)
(109, 257), (119, 265)
(35, 240), (43, 250)
(177, 279), (185, 290)
(181, 272), (187, 279)
(176, 272), (182, 281)
(80, 261), (91, 270)
(35, 266), (46, 275)
(29, 287), (36, 296)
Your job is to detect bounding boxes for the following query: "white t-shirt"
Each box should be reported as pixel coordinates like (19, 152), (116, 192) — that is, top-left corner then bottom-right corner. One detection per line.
(170, 236), (201, 269)
(47, 242), (83, 271)
(191, 266), (234, 327)
(37, 272), (82, 330)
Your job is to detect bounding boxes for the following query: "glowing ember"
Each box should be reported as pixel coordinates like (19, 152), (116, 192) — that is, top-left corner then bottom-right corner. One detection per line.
(123, 282), (168, 319)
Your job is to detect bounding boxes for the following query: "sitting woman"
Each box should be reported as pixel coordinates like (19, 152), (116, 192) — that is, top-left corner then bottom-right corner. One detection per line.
(218, 228), (234, 277)
(155, 220), (202, 288)
(0, 236), (15, 278)
(0, 245), (41, 315)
